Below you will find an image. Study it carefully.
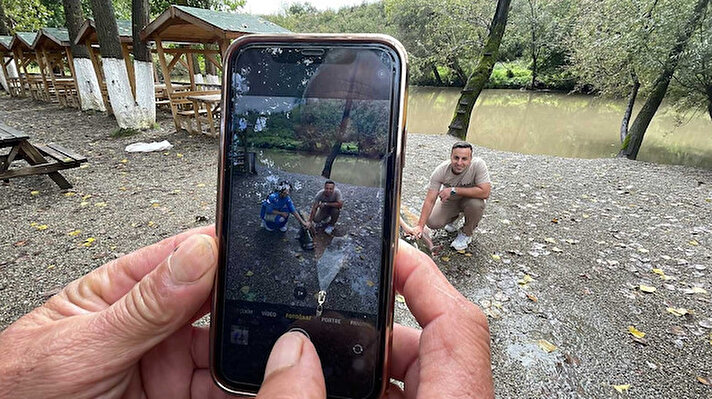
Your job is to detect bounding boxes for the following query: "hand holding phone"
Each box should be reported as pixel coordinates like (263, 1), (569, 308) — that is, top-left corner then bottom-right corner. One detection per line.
(254, 240), (495, 398)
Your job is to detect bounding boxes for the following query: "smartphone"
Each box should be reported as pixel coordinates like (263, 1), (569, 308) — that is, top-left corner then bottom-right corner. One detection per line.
(211, 34), (407, 398)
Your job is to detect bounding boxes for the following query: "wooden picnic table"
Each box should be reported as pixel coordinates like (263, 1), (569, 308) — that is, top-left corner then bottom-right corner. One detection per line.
(0, 122), (86, 189)
(187, 93), (221, 137)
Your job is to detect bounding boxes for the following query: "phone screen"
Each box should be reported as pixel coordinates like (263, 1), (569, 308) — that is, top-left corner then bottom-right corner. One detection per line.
(213, 40), (403, 399)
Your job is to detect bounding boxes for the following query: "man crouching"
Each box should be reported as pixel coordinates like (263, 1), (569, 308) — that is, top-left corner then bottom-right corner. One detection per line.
(411, 141), (491, 251)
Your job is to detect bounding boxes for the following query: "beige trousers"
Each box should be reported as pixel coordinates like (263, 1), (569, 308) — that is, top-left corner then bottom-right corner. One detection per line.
(314, 206), (341, 225)
(426, 197), (485, 236)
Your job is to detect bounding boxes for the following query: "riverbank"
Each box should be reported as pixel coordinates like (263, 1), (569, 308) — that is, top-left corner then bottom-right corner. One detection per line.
(1, 95), (711, 398)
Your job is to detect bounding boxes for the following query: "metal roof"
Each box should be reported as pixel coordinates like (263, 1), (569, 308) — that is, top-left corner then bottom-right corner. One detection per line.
(141, 5), (289, 43)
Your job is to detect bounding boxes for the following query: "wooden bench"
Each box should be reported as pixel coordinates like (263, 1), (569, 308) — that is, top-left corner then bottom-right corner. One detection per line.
(0, 122), (86, 189)
(168, 89), (220, 134)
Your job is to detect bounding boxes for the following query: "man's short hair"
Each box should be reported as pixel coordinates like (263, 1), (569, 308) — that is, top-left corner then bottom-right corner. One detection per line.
(451, 141), (473, 153)
(324, 180), (336, 186)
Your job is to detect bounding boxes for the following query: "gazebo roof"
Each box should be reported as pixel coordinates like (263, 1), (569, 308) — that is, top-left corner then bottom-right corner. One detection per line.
(0, 35), (11, 51)
(140, 5), (290, 43)
(10, 32), (38, 51)
(33, 27), (71, 50)
(74, 19), (133, 45)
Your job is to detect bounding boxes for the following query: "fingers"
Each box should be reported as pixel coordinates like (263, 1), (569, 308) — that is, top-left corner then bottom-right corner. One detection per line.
(51, 225), (216, 317)
(389, 323), (420, 381)
(394, 240), (469, 327)
(257, 332), (326, 399)
(95, 234), (218, 359)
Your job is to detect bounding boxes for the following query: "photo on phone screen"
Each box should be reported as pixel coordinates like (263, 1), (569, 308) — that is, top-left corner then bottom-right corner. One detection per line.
(212, 37), (405, 399)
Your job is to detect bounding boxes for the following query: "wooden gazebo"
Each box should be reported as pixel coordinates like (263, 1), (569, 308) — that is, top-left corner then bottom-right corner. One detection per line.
(74, 19), (134, 111)
(140, 5), (289, 133)
(0, 35), (20, 96)
(32, 28), (80, 107)
(9, 32), (39, 98)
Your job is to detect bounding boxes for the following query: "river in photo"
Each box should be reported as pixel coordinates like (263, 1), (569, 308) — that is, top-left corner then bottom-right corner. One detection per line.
(407, 87), (712, 169)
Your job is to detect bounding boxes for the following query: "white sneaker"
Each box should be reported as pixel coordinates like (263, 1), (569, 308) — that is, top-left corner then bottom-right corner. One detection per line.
(444, 223), (458, 233)
(280, 225), (288, 232)
(261, 220), (274, 232)
(450, 232), (472, 251)
(324, 225), (334, 235)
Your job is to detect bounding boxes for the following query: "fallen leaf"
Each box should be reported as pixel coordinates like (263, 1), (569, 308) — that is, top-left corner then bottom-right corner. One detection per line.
(147, 221), (155, 227)
(683, 287), (708, 295)
(196, 183), (206, 187)
(464, 253), (473, 257)
(80, 201), (89, 207)
(30, 190), (40, 196)
(666, 307), (691, 317)
(82, 237), (95, 247)
(441, 256), (450, 262)
(613, 384), (630, 393)
(544, 237), (557, 244)
(552, 247), (563, 253)
(240, 286), (250, 294)
(582, 213), (590, 218)
(245, 271), (254, 277)
(689, 240), (700, 246)
(36, 224), (48, 231)
(67, 229), (81, 237)
(638, 248), (649, 253)
(537, 339), (557, 353)
(176, 153), (184, 158)
(518, 275), (534, 285)
(551, 218), (559, 224)
(63, 192), (75, 197)
(697, 376), (711, 386)
(13, 240), (28, 247)
(82, 194), (92, 200)
(639, 285), (656, 293)
(152, 203), (160, 208)
(120, 159), (128, 164)
(366, 280), (375, 287)
(457, 250), (465, 254)
(94, 202), (107, 207)
(628, 326), (646, 338)
(526, 293), (538, 302)
(119, 186), (127, 191)
(652, 268), (665, 276)
(491, 254), (501, 261)
(395, 294), (405, 303)
(501, 219), (511, 225)
(47, 264), (55, 269)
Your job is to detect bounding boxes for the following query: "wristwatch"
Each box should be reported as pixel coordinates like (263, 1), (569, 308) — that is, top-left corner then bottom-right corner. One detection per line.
(450, 187), (457, 196)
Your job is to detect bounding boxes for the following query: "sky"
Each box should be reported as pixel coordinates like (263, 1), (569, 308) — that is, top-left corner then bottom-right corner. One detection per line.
(241, 0), (379, 15)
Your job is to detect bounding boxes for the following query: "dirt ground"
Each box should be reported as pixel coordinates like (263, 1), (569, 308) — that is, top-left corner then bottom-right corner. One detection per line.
(1, 94), (711, 398)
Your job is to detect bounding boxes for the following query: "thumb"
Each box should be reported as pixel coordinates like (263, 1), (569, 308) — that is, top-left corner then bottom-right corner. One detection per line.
(257, 332), (326, 399)
(98, 233), (218, 354)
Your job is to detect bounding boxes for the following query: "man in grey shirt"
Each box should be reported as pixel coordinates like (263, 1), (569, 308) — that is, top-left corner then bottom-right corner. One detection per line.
(308, 180), (344, 235)
(412, 141), (491, 251)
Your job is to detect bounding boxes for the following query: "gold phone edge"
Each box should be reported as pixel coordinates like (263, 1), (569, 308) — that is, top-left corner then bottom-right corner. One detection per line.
(210, 33), (409, 399)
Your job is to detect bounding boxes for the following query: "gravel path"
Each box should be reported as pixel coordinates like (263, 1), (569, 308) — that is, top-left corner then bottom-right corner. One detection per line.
(1, 95), (711, 398)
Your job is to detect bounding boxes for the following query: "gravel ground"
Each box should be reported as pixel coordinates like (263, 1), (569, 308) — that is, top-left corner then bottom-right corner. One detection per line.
(1, 94), (712, 398)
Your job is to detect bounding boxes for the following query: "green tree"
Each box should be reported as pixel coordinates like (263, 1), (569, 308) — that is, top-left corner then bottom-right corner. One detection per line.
(447, 0), (512, 139)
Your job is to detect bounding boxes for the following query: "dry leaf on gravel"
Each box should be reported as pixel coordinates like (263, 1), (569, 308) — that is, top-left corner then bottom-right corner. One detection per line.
(613, 384), (630, 393)
(537, 339), (557, 353)
(628, 326), (646, 338)
(639, 285), (656, 293)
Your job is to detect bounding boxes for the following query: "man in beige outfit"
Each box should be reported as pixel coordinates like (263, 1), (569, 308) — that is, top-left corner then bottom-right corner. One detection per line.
(411, 141), (491, 251)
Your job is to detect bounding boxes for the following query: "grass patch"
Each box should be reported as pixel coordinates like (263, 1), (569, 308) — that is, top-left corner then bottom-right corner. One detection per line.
(111, 128), (142, 138)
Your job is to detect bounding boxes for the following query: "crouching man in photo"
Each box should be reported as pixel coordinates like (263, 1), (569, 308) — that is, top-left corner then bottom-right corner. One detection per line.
(411, 141), (491, 251)
(308, 180), (344, 235)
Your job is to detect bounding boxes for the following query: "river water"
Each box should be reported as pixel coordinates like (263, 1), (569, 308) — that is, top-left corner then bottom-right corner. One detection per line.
(407, 87), (712, 169)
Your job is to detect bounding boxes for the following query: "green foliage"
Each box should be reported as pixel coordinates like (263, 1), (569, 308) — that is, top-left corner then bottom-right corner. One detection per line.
(111, 127), (141, 137)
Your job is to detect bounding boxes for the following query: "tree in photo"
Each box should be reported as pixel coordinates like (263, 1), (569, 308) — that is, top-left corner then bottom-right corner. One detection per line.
(447, 0), (512, 139)
(62, 0), (105, 111)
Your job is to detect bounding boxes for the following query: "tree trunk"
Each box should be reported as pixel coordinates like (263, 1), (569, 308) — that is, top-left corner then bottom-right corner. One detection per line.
(63, 0), (105, 111)
(322, 97), (353, 178)
(447, 0), (512, 139)
(619, 70), (640, 143)
(706, 85), (712, 121)
(431, 64), (443, 85)
(132, 0), (155, 126)
(528, 0), (537, 90)
(205, 44), (219, 83)
(450, 58), (467, 86)
(191, 53), (204, 83)
(321, 141), (342, 179)
(619, 0), (710, 160)
(90, 0), (148, 129)
(0, 3), (9, 35)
